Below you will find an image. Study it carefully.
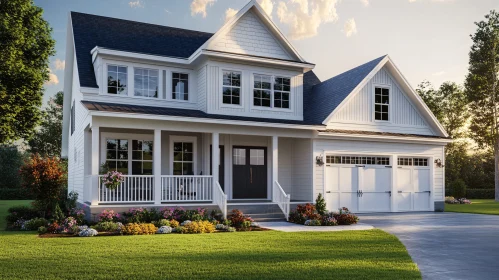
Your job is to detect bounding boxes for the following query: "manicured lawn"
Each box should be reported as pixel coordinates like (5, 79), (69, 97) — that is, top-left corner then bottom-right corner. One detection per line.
(446, 199), (499, 215)
(0, 200), (421, 280)
(0, 200), (32, 231)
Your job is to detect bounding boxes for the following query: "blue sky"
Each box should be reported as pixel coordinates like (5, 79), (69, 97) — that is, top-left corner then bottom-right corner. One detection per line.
(35, 0), (499, 104)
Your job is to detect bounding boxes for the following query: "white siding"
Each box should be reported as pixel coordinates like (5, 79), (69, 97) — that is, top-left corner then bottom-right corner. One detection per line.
(197, 65), (207, 112)
(278, 138), (313, 201)
(209, 11), (291, 60)
(313, 139), (445, 203)
(328, 66), (434, 135)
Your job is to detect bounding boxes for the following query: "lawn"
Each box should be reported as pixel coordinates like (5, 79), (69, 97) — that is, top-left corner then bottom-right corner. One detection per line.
(446, 199), (499, 215)
(0, 201), (421, 280)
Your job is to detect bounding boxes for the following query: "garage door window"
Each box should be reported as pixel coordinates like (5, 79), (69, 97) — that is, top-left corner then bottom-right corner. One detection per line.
(398, 157), (428, 166)
(326, 155), (390, 165)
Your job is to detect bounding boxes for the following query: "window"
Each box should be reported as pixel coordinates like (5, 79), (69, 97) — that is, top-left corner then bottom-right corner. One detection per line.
(222, 71), (241, 105)
(374, 87), (389, 121)
(398, 157), (428, 166)
(250, 149), (264, 165)
(253, 74), (271, 107)
(326, 155), (390, 165)
(173, 142), (194, 175)
(106, 139), (129, 173)
(274, 77), (290, 109)
(172, 73), (189, 101)
(132, 140), (153, 175)
(70, 100), (75, 135)
(134, 68), (158, 98)
(107, 65), (127, 95)
(233, 148), (246, 165)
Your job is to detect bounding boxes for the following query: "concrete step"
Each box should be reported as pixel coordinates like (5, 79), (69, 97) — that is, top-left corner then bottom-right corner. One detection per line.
(227, 203), (286, 222)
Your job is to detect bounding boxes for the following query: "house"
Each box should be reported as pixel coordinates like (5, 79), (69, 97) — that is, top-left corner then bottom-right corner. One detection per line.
(61, 0), (451, 220)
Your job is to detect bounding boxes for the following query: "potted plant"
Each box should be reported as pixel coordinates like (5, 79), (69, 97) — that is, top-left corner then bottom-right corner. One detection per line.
(102, 170), (124, 190)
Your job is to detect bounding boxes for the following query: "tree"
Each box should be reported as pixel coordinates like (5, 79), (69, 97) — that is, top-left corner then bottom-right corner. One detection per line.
(28, 91), (63, 156)
(464, 10), (499, 200)
(0, 0), (56, 144)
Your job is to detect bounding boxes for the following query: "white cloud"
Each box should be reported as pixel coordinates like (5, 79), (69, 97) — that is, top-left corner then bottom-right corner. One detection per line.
(128, 0), (143, 8)
(432, 71), (446, 76)
(45, 69), (59, 86)
(276, 0), (339, 40)
(258, 0), (274, 17)
(54, 59), (65, 71)
(343, 18), (357, 37)
(191, 0), (216, 18)
(361, 0), (369, 7)
(224, 8), (238, 22)
(164, 9), (171, 14)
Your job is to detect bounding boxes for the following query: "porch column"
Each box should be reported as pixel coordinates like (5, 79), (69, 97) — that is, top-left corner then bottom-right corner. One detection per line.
(212, 133), (219, 184)
(272, 136), (278, 202)
(90, 126), (100, 206)
(154, 129), (162, 205)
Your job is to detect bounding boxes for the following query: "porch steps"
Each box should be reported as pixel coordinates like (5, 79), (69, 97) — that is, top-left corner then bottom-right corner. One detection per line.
(227, 203), (286, 222)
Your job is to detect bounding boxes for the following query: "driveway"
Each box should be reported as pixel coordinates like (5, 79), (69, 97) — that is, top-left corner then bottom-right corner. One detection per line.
(360, 212), (499, 280)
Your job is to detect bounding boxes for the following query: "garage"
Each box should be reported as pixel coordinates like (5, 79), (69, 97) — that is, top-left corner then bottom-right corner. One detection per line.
(324, 154), (432, 213)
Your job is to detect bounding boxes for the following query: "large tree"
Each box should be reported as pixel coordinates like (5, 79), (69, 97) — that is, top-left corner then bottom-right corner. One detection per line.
(28, 91), (63, 157)
(465, 10), (499, 200)
(0, 0), (55, 144)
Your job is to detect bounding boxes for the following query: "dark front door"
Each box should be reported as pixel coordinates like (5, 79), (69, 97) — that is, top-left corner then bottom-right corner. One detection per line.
(232, 146), (267, 199)
(210, 145), (225, 191)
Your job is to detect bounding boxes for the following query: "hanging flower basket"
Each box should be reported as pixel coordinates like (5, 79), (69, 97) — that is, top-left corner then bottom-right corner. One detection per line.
(102, 171), (124, 190)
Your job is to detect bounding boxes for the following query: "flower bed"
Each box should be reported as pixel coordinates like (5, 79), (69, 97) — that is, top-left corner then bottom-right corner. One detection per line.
(445, 196), (472, 204)
(288, 194), (359, 226)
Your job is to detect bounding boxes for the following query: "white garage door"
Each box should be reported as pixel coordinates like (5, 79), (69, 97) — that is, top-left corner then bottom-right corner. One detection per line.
(396, 157), (432, 211)
(325, 155), (392, 213)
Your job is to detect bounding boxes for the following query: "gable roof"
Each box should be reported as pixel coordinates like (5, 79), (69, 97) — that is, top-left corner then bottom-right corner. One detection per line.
(70, 12), (213, 88)
(304, 55), (386, 125)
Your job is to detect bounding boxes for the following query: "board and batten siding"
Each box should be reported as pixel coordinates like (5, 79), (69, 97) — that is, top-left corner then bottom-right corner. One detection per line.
(313, 139), (445, 202)
(208, 10), (291, 60)
(328, 66), (434, 136)
(197, 65), (207, 112)
(278, 138), (313, 201)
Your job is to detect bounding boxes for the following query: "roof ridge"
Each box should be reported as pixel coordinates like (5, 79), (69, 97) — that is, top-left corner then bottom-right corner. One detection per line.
(70, 11), (214, 36)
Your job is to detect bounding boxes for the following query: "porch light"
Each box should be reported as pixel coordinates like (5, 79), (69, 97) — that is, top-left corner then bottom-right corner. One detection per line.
(434, 158), (444, 168)
(316, 155), (324, 166)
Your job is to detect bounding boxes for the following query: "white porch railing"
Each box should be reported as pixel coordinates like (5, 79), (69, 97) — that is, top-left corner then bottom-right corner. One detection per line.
(160, 175), (213, 202)
(98, 175), (155, 203)
(213, 181), (227, 219)
(273, 181), (291, 221)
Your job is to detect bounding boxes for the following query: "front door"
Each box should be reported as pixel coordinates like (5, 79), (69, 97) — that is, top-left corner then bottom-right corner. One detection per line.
(232, 146), (267, 199)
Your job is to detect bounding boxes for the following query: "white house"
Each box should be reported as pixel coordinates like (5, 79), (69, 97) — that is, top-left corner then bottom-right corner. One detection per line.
(62, 0), (451, 220)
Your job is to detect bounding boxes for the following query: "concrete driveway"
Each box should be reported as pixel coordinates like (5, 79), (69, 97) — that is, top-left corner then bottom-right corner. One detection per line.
(360, 212), (499, 280)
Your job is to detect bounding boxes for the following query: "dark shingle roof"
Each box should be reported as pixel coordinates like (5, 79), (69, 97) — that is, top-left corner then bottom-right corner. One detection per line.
(71, 12), (213, 88)
(82, 101), (323, 126)
(320, 129), (450, 140)
(304, 55), (386, 124)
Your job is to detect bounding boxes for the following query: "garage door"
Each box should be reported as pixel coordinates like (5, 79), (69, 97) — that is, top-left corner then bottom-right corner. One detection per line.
(325, 155), (392, 213)
(396, 157), (432, 211)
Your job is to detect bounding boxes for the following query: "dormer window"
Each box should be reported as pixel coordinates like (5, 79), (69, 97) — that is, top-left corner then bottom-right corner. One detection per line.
(107, 65), (128, 95)
(172, 73), (189, 101)
(374, 87), (389, 121)
(253, 75), (290, 109)
(134, 68), (158, 98)
(222, 71), (241, 105)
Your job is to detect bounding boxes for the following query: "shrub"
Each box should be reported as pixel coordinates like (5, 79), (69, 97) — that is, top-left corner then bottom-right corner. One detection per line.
(47, 222), (59, 233)
(216, 223), (227, 230)
(38, 226), (47, 234)
(6, 206), (40, 226)
(180, 220), (192, 226)
(169, 219), (180, 228)
(304, 219), (321, 226)
(173, 226), (183, 233)
(53, 203), (65, 223)
(122, 208), (159, 223)
(157, 226), (173, 234)
(0, 145), (26, 191)
(288, 211), (307, 224)
(289, 203), (321, 224)
(153, 219), (170, 227)
(228, 209), (253, 228)
(445, 196), (457, 204)
(79, 228), (98, 237)
(225, 226), (236, 232)
(70, 208), (86, 225)
(458, 198), (472, 204)
(121, 223), (157, 235)
(98, 210), (120, 222)
(239, 220), (252, 231)
(180, 221), (215, 234)
(321, 216), (338, 226)
(450, 179), (467, 198)
(334, 214), (359, 225)
(160, 207), (186, 221)
(315, 193), (327, 216)
(466, 189), (494, 199)
(93, 221), (121, 232)
(60, 217), (78, 233)
(24, 218), (49, 231)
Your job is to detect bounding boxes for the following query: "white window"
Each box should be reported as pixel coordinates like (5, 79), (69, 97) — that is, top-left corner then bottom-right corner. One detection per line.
(253, 75), (291, 109)
(134, 68), (158, 98)
(233, 148), (246, 165)
(106, 139), (129, 173)
(374, 87), (390, 121)
(132, 140), (153, 175)
(326, 155), (390, 165)
(222, 71), (241, 105)
(107, 65), (127, 95)
(250, 149), (265, 165)
(172, 73), (189, 101)
(398, 157), (428, 166)
(173, 142), (194, 175)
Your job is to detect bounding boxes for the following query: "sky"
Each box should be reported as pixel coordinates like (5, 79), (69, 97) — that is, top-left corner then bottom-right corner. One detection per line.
(35, 0), (499, 105)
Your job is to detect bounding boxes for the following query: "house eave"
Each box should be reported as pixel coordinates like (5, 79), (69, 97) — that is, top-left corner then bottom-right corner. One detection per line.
(317, 131), (452, 145)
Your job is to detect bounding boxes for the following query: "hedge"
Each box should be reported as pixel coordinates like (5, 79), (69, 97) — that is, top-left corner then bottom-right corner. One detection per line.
(466, 189), (494, 199)
(0, 189), (34, 200)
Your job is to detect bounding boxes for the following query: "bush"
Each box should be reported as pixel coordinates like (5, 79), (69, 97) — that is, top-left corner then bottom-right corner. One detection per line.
(79, 228), (98, 237)
(24, 218), (49, 231)
(289, 203), (321, 224)
(466, 189), (494, 199)
(288, 211), (307, 224)
(304, 219), (321, 226)
(0, 188), (34, 200)
(0, 145), (26, 190)
(121, 223), (157, 235)
(334, 214), (359, 225)
(38, 226), (47, 234)
(60, 217), (78, 233)
(239, 220), (252, 231)
(153, 219), (170, 227)
(321, 216), (338, 226)
(180, 221), (215, 234)
(450, 179), (467, 198)
(93, 221), (121, 232)
(169, 219), (180, 228)
(315, 193), (327, 216)
(53, 203), (65, 223)
(157, 226), (172, 234)
(6, 206), (40, 226)
(47, 222), (59, 233)
(98, 210), (120, 222)
(122, 208), (159, 223)
(228, 209), (253, 228)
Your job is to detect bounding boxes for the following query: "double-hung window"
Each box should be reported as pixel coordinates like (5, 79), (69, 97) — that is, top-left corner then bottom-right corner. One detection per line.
(134, 68), (158, 98)
(172, 73), (189, 101)
(253, 75), (291, 109)
(132, 140), (153, 175)
(107, 65), (128, 95)
(222, 71), (241, 105)
(374, 87), (390, 121)
(106, 139), (129, 173)
(173, 142), (194, 175)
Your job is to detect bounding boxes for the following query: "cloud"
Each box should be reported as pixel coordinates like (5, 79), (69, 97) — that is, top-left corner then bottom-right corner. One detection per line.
(276, 0), (339, 40)
(128, 0), (143, 8)
(361, 0), (369, 7)
(164, 9), (171, 14)
(343, 18), (357, 37)
(45, 69), (59, 86)
(225, 8), (238, 22)
(54, 59), (65, 71)
(191, 0), (216, 18)
(432, 71), (446, 76)
(258, 0), (274, 16)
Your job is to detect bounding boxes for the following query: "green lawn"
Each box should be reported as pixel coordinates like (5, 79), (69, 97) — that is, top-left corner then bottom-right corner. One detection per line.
(446, 199), (499, 215)
(0, 200), (421, 280)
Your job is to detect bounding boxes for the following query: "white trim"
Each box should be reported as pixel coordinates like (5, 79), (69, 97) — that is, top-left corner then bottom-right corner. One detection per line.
(372, 83), (392, 123)
(170, 71), (190, 102)
(169, 135), (198, 175)
(249, 73), (293, 112)
(220, 68), (244, 109)
(81, 87), (99, 95)
(317, 132), (451, 145)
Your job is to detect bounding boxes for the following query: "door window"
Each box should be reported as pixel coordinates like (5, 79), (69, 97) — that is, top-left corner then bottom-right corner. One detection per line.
(233, 148), (246, 165)
(250, 149), (265, 165)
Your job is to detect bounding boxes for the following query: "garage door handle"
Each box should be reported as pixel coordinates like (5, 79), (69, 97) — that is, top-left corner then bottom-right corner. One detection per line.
(326, 191), (331, 193)
(385, 191), (391, 197)
(355, 165), (365, 167)
(398, 191), (403, 193)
